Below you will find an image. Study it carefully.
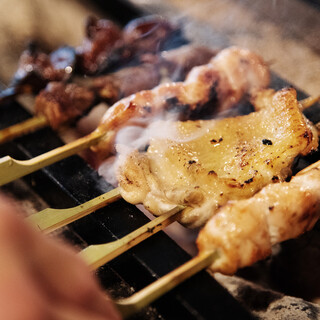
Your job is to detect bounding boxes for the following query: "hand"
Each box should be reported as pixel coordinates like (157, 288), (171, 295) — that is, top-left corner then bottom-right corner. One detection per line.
(0, 196), (121, 320)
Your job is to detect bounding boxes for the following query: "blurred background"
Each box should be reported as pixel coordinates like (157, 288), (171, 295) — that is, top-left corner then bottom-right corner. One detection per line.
(0, 0), (319, 95)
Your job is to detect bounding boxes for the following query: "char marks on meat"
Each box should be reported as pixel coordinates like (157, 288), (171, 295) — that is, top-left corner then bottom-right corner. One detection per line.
(117, 88), (318, 228)
(92, 47), (270, 162)
(35, 82), (95, 129)
(92, 45), (216, 103)
(197, 162), (320, 275)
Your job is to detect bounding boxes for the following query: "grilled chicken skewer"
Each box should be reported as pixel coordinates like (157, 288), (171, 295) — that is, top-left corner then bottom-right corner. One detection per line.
(0, 45), (215, 144)
(27, 188), (122, 233)
(111, 158), (320, 318)
(0, 47), (270, 186)
(118, 88), (318, 228)
(23, 89), (320, 317)
(26, 88), (317, 232)
(92, 44), (216, 103)
(0, 82), (96, 144)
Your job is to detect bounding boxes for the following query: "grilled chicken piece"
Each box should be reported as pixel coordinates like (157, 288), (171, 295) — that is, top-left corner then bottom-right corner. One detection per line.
(35, 45), (215, 131)
(92, 45), (216, 103)
(92, 46), (270, 162)
(117, 88), (318, 228)
(197, 161), (320, 275)
(35, 82), (95, 129)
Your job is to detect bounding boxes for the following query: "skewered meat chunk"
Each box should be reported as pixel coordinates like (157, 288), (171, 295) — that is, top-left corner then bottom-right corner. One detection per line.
(0, 44), (75, 101)
(35, 82), (95, 129)
(76, 17), (123, 75)
(92, 46), (270, 161)
(158, 45), (218, 81)
(117, 88), (318, 228)
(92, 45), (216, 103)
(35, 45), (215, 130)
(122, 15), (176, 55)
(197, 162), (320, 275)
(92, 64), (161, 103)
(76, 15), (176, 75)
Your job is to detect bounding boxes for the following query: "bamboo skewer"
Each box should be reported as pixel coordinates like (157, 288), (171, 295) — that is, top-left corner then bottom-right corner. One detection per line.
(0, 95), (318, 187)
(114, 250), (219, 318)
(0, 129), (107, 186)
(0, 93), (318, 145)
(300, 95), (320, 110)
(80, 205), (185, 270)
(0, 115), (48, 144)
(27, 187), (122, 233)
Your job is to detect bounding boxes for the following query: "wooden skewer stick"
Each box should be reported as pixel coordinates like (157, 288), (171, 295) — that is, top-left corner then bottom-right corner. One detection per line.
(1, 93), (318, 187)
(0, 94), (318, 145)
(114, 250), (219, 318)
(0, 115), (48, 144)
(300, 95), (320, 110)
(27, 187), (122, 234)
(80, 205), (186, 270)
(0, 129), (107, 186)
(296, 159), (320, 176)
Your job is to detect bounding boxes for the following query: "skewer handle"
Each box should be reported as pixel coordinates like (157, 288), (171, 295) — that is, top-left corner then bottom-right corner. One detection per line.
(80, 205), (185, 270)
(0, 130), (105, 186)
(27, 188), (122, 233)
(0, 115), (48, 144)
(300, 95), (320, 110)
(115, 250), (218, 318)
(296, 159), (320, 175)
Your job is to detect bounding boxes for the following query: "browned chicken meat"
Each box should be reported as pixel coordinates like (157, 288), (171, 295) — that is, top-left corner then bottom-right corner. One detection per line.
(117, 88), (318, 228)
(35, 82), (95, 129)
(34, 45), (215, 131)
(92, 45), (216, 103)
(92, 46), (270, 162)
(197, 161), (320, 275)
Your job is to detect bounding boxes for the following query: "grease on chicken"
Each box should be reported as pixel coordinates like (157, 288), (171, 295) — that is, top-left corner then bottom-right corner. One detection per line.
(35, 82), (95, 129)
(117, 88), (318, 228)
(92, 45), (216, 103)
(92, 46), (270, 162)
(197, 162), (320, 275)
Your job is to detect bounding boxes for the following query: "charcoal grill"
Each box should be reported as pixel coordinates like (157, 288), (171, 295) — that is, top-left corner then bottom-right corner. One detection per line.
(1, 0), (320, 319)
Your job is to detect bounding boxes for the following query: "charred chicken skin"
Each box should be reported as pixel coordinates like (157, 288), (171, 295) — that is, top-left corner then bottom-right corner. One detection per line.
(197, 161), (320, 275)
(117, 88), (318, 228)
(34, 45), (216, 130)
(92, 46), (270, 162)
